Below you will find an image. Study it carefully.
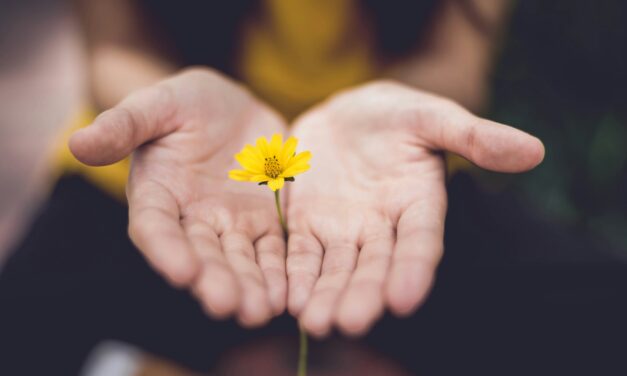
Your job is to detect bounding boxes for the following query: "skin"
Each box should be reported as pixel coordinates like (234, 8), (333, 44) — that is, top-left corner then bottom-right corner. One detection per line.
(69, 0), (531, 338)
(70, 71), (544, 335)
(388, 0), (513, 113)
(287, 81), (544, 337)
(70, 68), (290, 327)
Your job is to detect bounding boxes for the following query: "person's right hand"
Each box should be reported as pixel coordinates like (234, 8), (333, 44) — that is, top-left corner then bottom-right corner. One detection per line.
(69, 68), (288, 327)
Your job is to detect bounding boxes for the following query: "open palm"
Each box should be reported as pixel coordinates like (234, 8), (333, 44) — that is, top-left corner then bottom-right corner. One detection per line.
(70, 69), (288, 326)
(286, 81), (545, 337)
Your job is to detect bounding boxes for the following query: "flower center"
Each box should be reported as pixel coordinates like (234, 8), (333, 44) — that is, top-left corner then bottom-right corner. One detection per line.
(264, 155), (282, 178)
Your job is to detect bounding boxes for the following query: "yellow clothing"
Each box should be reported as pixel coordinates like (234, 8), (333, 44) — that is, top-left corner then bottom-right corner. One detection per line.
(238, 0), (375, 119)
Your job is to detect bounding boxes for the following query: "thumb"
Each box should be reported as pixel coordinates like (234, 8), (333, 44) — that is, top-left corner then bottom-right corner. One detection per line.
(69, 85), (177, 166)
(420, 104), (545, 173)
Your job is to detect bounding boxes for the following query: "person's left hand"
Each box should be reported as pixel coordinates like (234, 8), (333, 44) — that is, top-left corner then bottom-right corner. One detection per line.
(286, 81), (544, 337)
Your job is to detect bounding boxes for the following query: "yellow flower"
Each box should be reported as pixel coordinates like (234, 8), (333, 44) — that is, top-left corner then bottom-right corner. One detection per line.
(229, 134), (311, 191)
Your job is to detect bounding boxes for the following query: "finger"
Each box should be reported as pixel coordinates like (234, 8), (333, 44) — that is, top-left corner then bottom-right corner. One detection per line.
(69, 84), (177, 166)
(299, 241), (358, 338)
(286, 233), (324, 316)
(417, 102), (545, 173)
(386, 187), (447, 316)
(221, 231), (273, 327)
(335, 230), (394, 337)
(127, 180), (199, 288)
(255, 233), (287, 316)
(183, 219), (241, 319)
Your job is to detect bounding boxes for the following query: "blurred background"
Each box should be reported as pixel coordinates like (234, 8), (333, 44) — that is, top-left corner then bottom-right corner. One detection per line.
(1, 1), (625, 263)
(490, 1), (627, 257)
(0, 0), (625, 375)
(0, 0), (84, 265)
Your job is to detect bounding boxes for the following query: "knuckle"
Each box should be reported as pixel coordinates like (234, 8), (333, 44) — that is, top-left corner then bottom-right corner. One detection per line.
(288, 235), (321, 255)
(311, 285), (341, 298)
(322, 264), (353, 277)
(357, 252), (389, 268)
(257, 233), (285, 252)
(464, 122), (479, 155)
(261, 265), (285, 278)
(110, 107), (138, 150)
(240, 270), (265, 286)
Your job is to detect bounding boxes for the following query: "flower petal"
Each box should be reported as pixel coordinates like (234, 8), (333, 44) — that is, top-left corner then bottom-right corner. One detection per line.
(281, 163), (310, 177)
(285, 150), (311, 168)
(235, 152), (264, 174)
(267, 177), (285, 191)
(229, 169), (254, 181)
(243, 144), (264, 161)
(256, 136), (271, 158)
(250, 174), (270, 182)
(269, 134), (283, 157)
(280, 136), (298, 165)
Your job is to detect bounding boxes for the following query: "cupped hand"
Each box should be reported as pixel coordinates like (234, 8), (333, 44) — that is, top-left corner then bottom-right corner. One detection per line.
(286, 81), (544, 337)
(69, 68), (288, 327)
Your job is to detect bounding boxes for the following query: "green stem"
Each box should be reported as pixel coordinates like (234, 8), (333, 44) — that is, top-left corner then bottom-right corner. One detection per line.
(298, 325), (308, 376)
(274, 189), (288, 235)
(273, 190), (307, 376)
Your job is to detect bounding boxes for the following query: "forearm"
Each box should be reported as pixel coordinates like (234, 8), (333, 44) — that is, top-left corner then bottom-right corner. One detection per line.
(89, 46), (176, 110)
(386, 0), (514, 113)
(74, 0), (178, 110)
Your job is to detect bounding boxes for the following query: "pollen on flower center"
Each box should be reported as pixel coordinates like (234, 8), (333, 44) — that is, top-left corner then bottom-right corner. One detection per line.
(264, 155), (282, 178)
(228, 134), (311, 191)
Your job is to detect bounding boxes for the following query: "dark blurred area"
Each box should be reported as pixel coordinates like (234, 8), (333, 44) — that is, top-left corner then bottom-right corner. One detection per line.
(0, 1), (626, 375)
(489, 0), (627, 256)
(0, 0), (83, 263)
